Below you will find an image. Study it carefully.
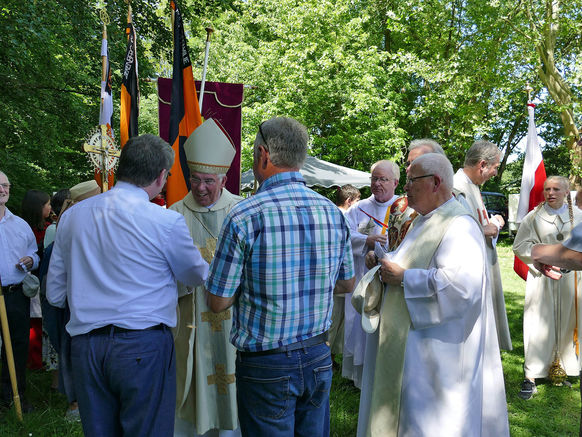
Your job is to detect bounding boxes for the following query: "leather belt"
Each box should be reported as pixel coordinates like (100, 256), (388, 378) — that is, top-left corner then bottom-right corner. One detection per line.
(3, 283), (23, 293)
(239, 331), (328, 356)
(88, 324), (165, 336)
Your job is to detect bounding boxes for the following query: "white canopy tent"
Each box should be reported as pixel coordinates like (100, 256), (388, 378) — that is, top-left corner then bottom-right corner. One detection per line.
(240, 155), (371, 191)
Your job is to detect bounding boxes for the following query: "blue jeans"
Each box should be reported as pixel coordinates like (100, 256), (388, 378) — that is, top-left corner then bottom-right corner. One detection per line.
(236, 342), (332, 437)
(71, 326), (176, 437)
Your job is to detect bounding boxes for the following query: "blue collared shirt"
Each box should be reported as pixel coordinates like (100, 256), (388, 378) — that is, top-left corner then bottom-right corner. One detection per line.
(46, 182), (209, 336)
(206, 172), (355, 352)
(0, 208), (39, 286)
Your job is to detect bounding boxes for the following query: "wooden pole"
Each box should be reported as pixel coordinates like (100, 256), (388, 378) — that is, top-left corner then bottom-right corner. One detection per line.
(0, 279), (22, 421)
(100, 22), (109, 192)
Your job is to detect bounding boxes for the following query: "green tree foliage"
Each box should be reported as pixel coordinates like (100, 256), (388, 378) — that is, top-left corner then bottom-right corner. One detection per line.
(0, 0), (218, 211)
(2, 0), (580, 212)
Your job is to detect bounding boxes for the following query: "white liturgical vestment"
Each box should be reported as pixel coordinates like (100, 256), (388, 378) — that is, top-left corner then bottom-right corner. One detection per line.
(342, 194), (398, 387)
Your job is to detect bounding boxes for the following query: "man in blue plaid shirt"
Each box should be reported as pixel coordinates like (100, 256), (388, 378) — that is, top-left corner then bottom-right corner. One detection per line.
(206, 117), (355, 436)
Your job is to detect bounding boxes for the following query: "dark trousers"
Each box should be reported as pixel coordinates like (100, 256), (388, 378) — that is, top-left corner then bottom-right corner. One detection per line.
(71, 326), (176, 437)
(0, 288), (30, 404)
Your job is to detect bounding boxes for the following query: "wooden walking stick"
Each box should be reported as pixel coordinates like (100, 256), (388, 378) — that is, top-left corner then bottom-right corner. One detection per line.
(0, 276), (23, 421)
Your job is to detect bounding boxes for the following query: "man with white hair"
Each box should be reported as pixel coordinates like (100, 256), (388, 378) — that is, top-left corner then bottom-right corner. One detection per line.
(342, 159), (400, 387)
(453, 140), (512, 351)
(169, 119), (243, 437)
(384, 139), (446, 251)
(0, 170), (39, 413)
(356, 153), (509, 437)
(405, 138), (445, 171)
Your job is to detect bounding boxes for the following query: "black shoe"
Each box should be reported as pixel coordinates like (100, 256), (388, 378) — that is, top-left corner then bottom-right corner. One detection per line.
(518, 379), (537, 400)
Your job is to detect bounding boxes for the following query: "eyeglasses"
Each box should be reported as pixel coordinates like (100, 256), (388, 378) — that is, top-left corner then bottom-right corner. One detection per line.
(258, 122), (269, 150)
(190, 177), (217, 186)
(0, 183), (10, 190)
(405, 174), (434, 185)
(370, 176), (393, 183)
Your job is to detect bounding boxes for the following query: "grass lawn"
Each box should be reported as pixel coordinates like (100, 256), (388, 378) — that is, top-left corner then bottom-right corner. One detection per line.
(329, 236), (581, 436)
(1, 236), (580, 436)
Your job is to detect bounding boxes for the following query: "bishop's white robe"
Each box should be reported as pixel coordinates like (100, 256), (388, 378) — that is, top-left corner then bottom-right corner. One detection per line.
(170, 189), (242, 437)
(453, 169), (512, 351)
(342, 194), (398, 387)
(357, 199), (509, 437)
(513, 203), (582, 378)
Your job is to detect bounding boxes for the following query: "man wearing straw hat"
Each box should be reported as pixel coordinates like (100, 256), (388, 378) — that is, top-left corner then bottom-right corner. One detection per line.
(0, 170), (39, 413)
(169, 118), (242, 437)
(46, 135), (209, 437)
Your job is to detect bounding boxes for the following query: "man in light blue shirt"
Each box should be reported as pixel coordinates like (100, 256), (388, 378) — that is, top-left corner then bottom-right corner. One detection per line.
(0, 170), (39, 412)
(47, 134), (209, 437)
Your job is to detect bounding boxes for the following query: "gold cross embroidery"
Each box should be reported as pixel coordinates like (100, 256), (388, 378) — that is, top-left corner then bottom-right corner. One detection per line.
(201, 309), (231, 332)
(198, 237), (217, 263)
(207, 364), (235, 394)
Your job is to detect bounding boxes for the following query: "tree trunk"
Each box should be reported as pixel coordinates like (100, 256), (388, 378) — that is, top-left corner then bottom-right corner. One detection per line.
(531, 0), (581, 187)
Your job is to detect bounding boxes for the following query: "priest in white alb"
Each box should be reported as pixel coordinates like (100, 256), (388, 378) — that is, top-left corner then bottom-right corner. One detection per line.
(453, 140), (512, 351)
(342, 160), (400, 387)
(355, 153), (509, 437)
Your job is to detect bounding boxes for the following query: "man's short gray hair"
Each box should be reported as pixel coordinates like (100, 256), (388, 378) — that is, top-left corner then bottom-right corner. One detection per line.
(370, 160), (400, 181)
(412, 153), (454, 192)
(116, 134), (174, 187)
(464, 140), (500, 167)
(254, 117), (308, 169)
(409, 139), (445, 155)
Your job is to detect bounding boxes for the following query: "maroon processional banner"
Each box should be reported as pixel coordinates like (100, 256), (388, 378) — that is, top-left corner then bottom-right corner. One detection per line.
(158, 78), (244, 195)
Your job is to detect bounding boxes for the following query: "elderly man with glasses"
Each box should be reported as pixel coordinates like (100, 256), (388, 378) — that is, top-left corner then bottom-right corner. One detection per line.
(341, 160), (400, 387)
(356, 153), (509, 437)
(169, 119), (243, 437)
(0, 171), (39, 413)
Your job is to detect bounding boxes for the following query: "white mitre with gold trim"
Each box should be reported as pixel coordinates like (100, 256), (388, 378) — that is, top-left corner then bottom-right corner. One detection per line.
(184, 118), (236, 174)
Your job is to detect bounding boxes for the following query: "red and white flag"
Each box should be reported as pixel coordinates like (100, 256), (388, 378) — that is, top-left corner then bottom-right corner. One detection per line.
(514, 103), (546, 280)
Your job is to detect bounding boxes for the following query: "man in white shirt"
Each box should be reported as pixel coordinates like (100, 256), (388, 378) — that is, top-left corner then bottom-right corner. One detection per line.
(47, 134), (209, 437)
(342, 160), (399, 387)
(0, 170), (39, 412)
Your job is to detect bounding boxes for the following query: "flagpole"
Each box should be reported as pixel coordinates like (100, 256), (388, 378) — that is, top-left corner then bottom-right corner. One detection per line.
(198, 27), (214, 113)
(126, 4), (132, 40)
(100, 21), (109, 192)
(0, 277), (22, 421)
(526, 82), (533, 104)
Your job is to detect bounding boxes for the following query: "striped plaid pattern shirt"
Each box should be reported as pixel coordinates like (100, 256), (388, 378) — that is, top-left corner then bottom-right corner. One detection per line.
(206, 171), (355, 352)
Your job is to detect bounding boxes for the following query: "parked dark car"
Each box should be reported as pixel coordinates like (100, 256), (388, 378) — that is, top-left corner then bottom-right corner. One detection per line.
(481, 191), (508, 224)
